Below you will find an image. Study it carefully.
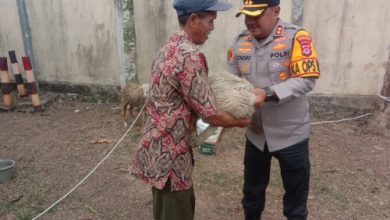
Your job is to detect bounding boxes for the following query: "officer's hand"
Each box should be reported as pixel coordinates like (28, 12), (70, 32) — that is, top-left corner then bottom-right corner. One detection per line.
(253, 88), (266, 107)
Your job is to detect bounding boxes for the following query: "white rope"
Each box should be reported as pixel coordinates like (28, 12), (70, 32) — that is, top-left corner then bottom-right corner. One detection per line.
(32, 103), (146, 220)
(28, 93), (388, 219)
(310, 113), (373, 125)
(310, 94), (390, 125)
(378, 94), (390, 102)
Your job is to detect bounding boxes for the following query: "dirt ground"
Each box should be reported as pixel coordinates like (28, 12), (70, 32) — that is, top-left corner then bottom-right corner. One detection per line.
(0, 96), (389, 220)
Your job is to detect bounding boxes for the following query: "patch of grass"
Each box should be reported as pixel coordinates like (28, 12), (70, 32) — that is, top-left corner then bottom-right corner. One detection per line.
(13, 206), (39, 220)
(0, 168), (52, 220)
(268, 164), (283, 188)
(127, 128), (142, 156)
(198, 171), (242, 193)
(311, 174), (349, 208)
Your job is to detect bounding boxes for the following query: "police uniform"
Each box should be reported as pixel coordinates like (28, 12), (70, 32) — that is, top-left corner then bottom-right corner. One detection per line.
(228, 19), (320, 152)
(229, 1), (320, 219)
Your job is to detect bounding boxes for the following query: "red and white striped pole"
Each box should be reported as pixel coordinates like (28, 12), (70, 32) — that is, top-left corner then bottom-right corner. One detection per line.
(22, 56), (42, 112)
(8, 51), (27, 97)
(0, 57), (13, 107)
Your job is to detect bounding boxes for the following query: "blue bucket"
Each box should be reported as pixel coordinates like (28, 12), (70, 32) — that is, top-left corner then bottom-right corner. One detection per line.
(0, 160), (15, 183)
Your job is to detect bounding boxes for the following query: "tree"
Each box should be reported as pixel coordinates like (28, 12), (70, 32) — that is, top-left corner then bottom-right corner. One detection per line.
(369, 52), (390, 137)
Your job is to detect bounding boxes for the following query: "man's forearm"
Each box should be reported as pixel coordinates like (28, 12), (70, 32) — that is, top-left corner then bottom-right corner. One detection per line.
(204, 110), (250, 128)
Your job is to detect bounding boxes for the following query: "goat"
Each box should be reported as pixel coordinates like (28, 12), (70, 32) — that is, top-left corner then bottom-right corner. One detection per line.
(195, 72), (256, 151)
(120, 82), (146, 127)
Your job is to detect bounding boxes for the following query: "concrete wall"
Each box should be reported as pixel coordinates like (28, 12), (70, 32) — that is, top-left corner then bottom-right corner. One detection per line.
(134, 0), (390, 96)
(304, 0), (390, 95)
(25, 0), (120, 86)
(134, 0), (292, 84)
(0, 0), (129, 89)
(1, 0), (389, 96)
(0, 1), (25, 66)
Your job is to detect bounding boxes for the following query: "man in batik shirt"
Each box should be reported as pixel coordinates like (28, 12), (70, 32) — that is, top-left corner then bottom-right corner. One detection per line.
(131, 0), (253, 219)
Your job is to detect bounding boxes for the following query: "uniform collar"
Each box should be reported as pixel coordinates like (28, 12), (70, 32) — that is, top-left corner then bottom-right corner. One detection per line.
(272, 18), (285, 38)
(253, 18), (285, 47)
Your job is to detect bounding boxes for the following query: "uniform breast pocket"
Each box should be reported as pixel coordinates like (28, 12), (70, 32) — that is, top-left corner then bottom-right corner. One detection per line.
(237, 60), (251, 79)
(268, 58), (290, 83)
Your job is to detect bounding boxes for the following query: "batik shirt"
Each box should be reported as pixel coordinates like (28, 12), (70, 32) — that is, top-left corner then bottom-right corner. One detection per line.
(131, 30), (217, 191)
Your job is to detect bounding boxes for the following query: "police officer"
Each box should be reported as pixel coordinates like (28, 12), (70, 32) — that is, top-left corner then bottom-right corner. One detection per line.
(227, 0), (320, 219)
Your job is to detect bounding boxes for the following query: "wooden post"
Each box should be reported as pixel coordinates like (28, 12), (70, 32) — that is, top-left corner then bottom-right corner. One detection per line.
(0, 57), (13, 107)
(22, 56), (42, 112)
(8, 51), (27, 97)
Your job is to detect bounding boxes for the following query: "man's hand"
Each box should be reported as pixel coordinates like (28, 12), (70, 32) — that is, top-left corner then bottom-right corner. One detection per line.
(234, 117), (251, 128)
(253, 88), (266, 108)
(204, 110), (251, 128)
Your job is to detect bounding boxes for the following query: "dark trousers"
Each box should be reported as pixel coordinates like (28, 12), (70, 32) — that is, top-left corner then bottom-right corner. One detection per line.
(152, 179), (195, 220)
(242, 139), (310, 220)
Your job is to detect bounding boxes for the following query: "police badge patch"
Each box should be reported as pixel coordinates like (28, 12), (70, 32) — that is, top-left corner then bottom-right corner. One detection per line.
(296, 35), (313, 57)
(227, 48), (234, 62)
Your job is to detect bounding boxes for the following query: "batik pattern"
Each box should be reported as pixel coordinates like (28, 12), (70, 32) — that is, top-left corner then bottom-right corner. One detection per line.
(131, 30), (216, 191)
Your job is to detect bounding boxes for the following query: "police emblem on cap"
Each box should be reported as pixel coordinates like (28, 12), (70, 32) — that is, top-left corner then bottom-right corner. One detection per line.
(236, 0), (280, 17)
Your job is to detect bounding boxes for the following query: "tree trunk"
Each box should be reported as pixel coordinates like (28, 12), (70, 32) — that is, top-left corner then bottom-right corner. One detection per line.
(369, 52), (390, 137)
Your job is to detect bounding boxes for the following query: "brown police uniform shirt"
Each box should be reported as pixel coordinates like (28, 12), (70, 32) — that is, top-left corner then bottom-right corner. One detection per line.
(227, 19), (320, 152)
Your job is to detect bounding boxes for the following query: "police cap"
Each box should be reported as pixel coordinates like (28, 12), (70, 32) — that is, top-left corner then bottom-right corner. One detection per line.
(173, 0), (233, 16)
(236, 0), (280, 17)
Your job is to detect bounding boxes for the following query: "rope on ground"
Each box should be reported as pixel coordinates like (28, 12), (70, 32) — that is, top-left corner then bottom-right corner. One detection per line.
(378, 94), (390, 102)
(30, 93), (387, 219)
(310, 113), (373, 125)
(32, 103), (146, 220)
(311, 94), (390, 125)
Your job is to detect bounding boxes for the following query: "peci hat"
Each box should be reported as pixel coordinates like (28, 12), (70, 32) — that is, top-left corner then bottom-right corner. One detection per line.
(236, 0), (280, 17)
(173, 0), (233, 16)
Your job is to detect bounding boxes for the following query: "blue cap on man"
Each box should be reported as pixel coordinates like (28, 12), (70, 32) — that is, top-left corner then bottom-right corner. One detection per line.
(173, 0), (233, 16)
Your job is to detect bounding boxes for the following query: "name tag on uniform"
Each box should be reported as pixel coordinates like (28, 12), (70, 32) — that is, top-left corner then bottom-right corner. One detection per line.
(270, 50), (290, 59)
(235, 55), (252, 61)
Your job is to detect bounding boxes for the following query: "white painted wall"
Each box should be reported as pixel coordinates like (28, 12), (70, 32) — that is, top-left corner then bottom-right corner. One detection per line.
(1, 0), (388, 96)
(25, 0), (121, 86)
(304, 0), (390, 95)
(134, 0), (389, 95)
(0, 1), (25, 67)
(134, 0), (293, 84)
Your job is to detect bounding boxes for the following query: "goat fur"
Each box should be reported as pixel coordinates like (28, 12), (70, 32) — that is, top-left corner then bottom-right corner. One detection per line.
(195, 72), (256, 149)
(120, 82), (146, 127)
(208, 72), (256, 118)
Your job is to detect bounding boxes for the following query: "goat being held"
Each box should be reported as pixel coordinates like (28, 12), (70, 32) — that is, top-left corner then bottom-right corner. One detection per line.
(195, 72), (257, 149)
